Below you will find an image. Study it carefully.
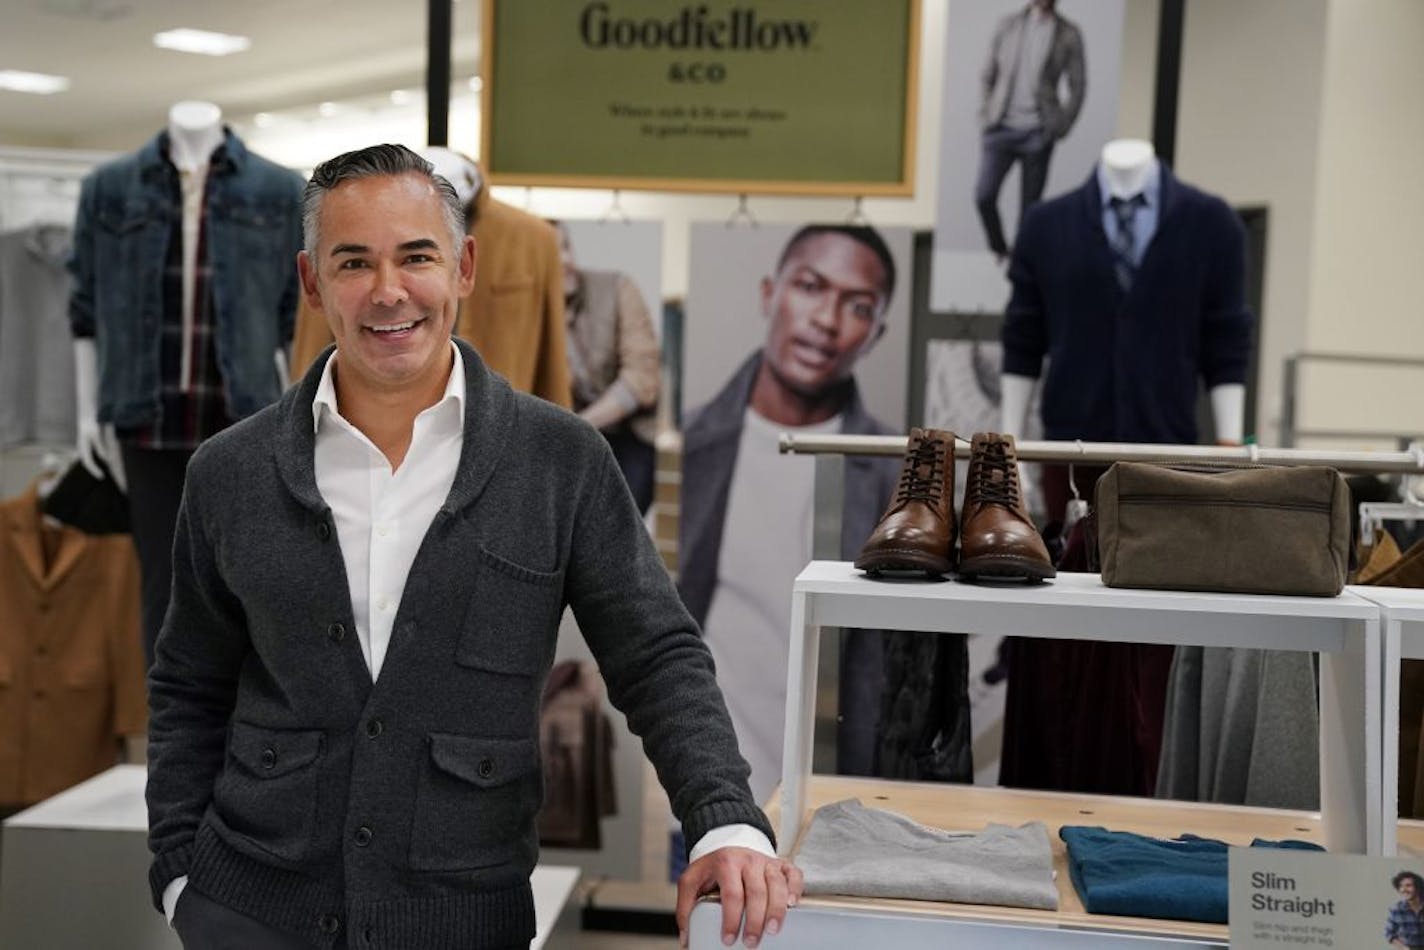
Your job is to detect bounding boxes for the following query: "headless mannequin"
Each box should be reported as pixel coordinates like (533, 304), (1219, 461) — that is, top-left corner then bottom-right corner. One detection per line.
(421, 145), (483, 207)
(74, 102), (290, 486)
(1001, 139), (1246, 464)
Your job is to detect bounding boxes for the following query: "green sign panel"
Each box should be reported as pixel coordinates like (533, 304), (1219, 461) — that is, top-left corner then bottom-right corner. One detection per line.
(482, 0), (919, 195)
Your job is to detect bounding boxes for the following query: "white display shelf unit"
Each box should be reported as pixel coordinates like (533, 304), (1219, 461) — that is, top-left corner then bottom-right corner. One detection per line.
(702, 562), (1382, 948)
(1356, 585), (1424, 855)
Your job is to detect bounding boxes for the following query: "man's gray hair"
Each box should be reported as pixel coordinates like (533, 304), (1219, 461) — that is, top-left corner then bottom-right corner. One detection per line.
(302, 143), (465, 256)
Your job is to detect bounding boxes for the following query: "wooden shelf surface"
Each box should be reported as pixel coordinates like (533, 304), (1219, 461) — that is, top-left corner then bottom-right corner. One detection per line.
(766, 775), (1326, 942)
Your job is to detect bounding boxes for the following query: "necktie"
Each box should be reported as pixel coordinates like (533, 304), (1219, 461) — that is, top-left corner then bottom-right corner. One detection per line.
(1110, 194), (1146, 292)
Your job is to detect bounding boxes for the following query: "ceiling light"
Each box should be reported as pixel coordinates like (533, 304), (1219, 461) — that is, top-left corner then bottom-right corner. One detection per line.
(467, 76), (483, 93)
(153, 28), (251, 56)
(0, 70), (71, 94)
(318, 102), (339, 118)
(389, 89), (412, 106)
(253, 112), (275, 128)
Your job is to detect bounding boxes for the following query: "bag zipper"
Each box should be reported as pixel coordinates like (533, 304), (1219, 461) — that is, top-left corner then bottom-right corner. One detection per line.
(1119, 495), (1332, 514)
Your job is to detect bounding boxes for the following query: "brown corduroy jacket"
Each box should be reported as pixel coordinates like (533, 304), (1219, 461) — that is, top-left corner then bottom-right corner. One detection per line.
(289, 186), (571, 407)
(0, 485), (146, 808)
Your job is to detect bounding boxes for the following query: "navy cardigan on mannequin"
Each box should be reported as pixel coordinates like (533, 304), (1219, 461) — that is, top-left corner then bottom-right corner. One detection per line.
(1001, 166), (1254, 444)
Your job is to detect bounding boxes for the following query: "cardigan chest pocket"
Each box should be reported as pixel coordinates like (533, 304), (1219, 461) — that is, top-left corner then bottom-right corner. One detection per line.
(409, 733), (540, 871)
(455, 547), (563, 676)
(213, 722), (324, 864)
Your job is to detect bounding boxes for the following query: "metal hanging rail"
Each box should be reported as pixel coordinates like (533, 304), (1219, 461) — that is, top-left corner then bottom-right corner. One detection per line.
(779, 433), (1424, 475)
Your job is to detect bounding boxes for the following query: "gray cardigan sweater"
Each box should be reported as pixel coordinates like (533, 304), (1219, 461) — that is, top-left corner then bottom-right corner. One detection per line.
(146, 338), (772, 948)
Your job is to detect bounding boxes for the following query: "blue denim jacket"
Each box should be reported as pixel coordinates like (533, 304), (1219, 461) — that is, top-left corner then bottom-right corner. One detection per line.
(68, 129), (304, 427)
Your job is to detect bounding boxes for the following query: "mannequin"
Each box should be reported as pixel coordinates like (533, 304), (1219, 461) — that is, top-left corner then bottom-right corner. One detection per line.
(996, 138), (1256, 799)
(1001, 139), (1246, 453)
(69, 100), (305, 663)
(76, 102), (278, 486)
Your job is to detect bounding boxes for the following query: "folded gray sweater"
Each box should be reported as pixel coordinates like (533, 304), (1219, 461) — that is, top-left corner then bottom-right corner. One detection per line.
(794, 799), (1058, 910)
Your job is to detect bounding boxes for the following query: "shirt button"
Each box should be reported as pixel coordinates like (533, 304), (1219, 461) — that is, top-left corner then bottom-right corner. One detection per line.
(33, 689), (46, 700)
(318, 913), (341, 935)
(376, 524), (390, 538)
(477, 758), (495, 779)
(35, 645), (48, 657)
(328, 622), (346, 643)
(365, 718), (383, 739)
(378, 598), (391, 612)
(261, 748), (277, 770)
(354, 825), (373, 847)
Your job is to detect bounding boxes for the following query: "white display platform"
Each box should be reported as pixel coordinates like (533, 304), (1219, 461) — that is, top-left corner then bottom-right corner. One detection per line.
(781, 564), (1381, 857)
(694, 562), (1383, 949)
(1354, 585), (1424, 855)
(0, 765), (580, 949)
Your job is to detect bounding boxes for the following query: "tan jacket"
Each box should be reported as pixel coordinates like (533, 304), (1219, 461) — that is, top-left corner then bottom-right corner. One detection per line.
(566, 269), (660, 443)
(289, 187), (572, 407)
(0, 486), (146, 808)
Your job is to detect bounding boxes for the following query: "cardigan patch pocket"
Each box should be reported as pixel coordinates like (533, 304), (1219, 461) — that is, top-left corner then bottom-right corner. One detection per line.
(455, 547), (563, 676)
(213, 722), (324, 864)
(409, 732), (539, 871)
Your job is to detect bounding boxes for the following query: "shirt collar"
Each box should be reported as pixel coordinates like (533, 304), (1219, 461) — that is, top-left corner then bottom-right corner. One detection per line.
(1097, 159), (1161, 210)
(312, 339), (465, 434)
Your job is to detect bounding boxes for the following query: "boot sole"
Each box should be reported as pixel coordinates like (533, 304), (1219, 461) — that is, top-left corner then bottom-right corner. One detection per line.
(855, 547), (953, 578)
(956, 554), (1056, 583)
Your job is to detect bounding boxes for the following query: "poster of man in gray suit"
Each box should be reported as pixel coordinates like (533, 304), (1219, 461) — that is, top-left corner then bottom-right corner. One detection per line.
(975, 0), (1086, 261)
(930, 0), (1124, 312)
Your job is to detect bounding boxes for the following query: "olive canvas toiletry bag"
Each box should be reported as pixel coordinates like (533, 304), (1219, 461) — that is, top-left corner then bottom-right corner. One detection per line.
(1094, 462), (1350, 596)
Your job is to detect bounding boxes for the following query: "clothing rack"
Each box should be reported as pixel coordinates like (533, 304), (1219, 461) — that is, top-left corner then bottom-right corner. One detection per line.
(779, 433), (1424, 475)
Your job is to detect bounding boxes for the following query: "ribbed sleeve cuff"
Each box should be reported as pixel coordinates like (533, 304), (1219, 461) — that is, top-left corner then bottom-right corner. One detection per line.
(149, 845), (193, 912)
(1000, 348), (1043, 378)
(682, 800), (777, 859)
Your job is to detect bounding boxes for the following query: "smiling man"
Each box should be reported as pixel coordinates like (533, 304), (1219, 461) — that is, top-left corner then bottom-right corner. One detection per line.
(679, 226), (901, 809)
(145, 145), (798, 950)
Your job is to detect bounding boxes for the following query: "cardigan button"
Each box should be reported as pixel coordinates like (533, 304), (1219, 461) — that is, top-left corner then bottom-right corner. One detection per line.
(477, 758), (495, 779)
(260, 748), (277, 770)
(328, 622), (346, 643)
(316, 520), (332, 541)
(318, 913), (341, 935)
(365, 718), (383, 739)
(354, 825), (373, 847)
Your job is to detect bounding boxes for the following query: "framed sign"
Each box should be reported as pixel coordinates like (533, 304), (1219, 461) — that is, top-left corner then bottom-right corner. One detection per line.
(480, 0), (920, 196)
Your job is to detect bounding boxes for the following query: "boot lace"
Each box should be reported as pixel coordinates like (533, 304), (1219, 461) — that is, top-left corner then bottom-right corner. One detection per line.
(894, 436), (946, 507)
(970, 440), (1020, 507)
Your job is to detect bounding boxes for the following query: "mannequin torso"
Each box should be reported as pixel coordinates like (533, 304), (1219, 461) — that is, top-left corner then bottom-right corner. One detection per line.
(1001, 138), (1247, 466)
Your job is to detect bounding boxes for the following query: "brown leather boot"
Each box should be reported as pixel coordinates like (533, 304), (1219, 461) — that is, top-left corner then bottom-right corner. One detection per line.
(855, 428), (956, 576)
(958, 432), (1055, 582)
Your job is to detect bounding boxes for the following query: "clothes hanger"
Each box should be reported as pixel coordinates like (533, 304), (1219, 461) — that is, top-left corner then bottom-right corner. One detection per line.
(599, 190), (631, 225)
(1359, 443), (1424, 546)
(1064, 440), (1088, 533)
(725, 193), (757, 228)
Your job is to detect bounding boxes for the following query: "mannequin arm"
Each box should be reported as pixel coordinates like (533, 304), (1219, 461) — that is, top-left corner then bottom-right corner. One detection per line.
(1000, 372), (1038, 437)
(1209, 383), (1245, 445)
(1000, 372), (1039, 511)
(74, 339), (125, 490)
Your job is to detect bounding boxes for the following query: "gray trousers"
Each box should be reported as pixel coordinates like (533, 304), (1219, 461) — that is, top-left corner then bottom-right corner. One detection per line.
(174, 886), (335, 949)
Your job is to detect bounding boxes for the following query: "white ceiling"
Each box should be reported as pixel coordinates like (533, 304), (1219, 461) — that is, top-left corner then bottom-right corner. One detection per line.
(0, 0), (482, 147)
